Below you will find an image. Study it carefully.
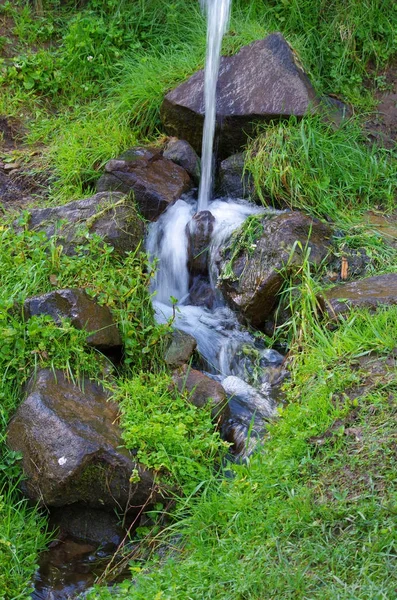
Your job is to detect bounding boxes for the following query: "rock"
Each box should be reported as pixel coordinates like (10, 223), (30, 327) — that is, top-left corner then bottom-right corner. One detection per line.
(186, 210), (215, 276)
(49, 506), (124, 547)
(318, 273), (397, 318)
(25, 192), (144, 255)
(7, 369), (154, 510)
(173, 365), (230, 424)
(218, 211), (332, 327)
(161, 33), (319, 157)
(218, 153), (256, 200)
(97, 147), (192, 220)
(24, 289), (122, 350)
(163, 138), (201, 184)
(164, 329), (197, 367)
(188, 276), (216, 309)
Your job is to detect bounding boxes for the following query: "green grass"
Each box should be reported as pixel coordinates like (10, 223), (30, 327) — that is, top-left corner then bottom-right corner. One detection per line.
(245, 116), (397, 222)
(87, 306), (397, 600)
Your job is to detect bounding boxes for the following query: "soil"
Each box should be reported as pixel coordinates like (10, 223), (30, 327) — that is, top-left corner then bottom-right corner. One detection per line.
(365, 60), (397, 149)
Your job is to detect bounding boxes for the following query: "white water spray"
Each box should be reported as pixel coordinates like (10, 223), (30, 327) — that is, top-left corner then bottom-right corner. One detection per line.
(197, 0), (232, 211)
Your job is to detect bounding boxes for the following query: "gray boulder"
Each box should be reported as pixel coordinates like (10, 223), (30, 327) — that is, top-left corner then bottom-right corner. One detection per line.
(218, 211), (332, 327)
(24, 289), (122, 350)
(25, 192), (144, 255)
(161, 33), (319, 157)
(318, 273), (397, 318)
(163, 138), (201, 184)
(97, 147), (193, 220)
(218, 153), (257, 200)
(164, 329), (197, 367)
(7, 369), (154, 510)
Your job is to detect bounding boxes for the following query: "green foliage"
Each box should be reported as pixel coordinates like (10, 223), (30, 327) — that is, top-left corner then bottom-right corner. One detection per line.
(245, 116), (396, 221)
(219, 214), (264, 282)
(116, 373), (227, 493)
(87, 307), (397, 599)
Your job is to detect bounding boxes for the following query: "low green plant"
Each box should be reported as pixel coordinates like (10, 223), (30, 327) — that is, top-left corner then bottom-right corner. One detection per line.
(116, 373), (227, 494)
(219, 214), (264, 282)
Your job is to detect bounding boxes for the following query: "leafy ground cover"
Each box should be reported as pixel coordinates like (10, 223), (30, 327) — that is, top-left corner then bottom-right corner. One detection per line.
(0, 0), (396, 598)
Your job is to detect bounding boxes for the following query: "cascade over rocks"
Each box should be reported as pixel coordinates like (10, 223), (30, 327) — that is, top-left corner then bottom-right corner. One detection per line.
(24, 289), (122, 351)
(161, 33), (319, 157)
(7, 369), (155, 510)
(97, 147), (193, 220)
(318, 273), (397, 318)
(24, 192), (144, 255)
(218, 211), (332, 327)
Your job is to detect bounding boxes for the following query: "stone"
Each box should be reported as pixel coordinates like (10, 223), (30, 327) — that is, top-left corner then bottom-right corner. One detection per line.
(7, 369), (154, 510)
(318, 273), (397, 318)
(23, 289), (122, 350)
(163, 138), (201, 184)
(218, 153), (256, 200)
(25, 192), (144, 255)
(164, 329), (197, 367)
(188, 276), (216, 309)
(97, 147), (192, 220)
(218, 211), (332, 327)
(49, 506), (124, 547)
(186, 210), (215, 276)
(161, 33), (319, 157)
(173, 365), (230, 424)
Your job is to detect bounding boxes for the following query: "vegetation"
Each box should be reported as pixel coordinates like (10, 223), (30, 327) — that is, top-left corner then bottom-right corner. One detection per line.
(0, 0), (396, 598)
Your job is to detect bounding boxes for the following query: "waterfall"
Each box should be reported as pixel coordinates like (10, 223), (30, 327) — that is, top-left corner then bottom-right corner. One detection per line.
(197, 0), (232, 211)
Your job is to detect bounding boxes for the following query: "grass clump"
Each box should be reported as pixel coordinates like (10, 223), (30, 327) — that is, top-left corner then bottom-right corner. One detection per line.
(87, 306), (397, 599)
(245, 116), (397, 222)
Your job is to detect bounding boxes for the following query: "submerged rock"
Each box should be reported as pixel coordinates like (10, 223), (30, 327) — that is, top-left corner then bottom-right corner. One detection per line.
(173, 365), (230, 425)
(24, 289), (121, 350)
(163, 138), (201, 184)
(161, 33), (319, 157)
(25, 192), (144, 255)
(218, 211), (332, 327)
(318, 273), (397, 318)
(7, 369), (154, 510)
(97, 147), (192, 220)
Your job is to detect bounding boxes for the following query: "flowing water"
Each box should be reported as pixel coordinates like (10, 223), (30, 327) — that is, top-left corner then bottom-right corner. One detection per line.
(197, 0), (232, 211)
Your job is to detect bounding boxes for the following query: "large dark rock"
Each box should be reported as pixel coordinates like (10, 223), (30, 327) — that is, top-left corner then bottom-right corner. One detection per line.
(173, 365), (230, 425)
(318, 273), (397, 318)
(97, 147), (192, 220)
(163, 138), (201, 185)
(161, 33), (319, 157)
(218, 211), (332, 327)
(24, 289), (122, 350)
(25, 192), (144, 255)
(186, 210), (215, 277)
(7, 369), (154, 510)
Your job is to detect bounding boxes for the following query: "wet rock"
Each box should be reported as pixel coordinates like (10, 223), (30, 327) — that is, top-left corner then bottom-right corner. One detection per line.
(24, 289), (122, 350)
(164, 329), (197, 367)
(188, 276), (215, 309)
(318, 273), (397, 318)
(186, 210), (215, 276)
(173, 365), (230, 424)
(161, 33), (319, 157)
(50, 506), (124, 547)
(163, 138), (201, 184)
(97, 147), (192, 220)
(218, 153), (256, 200)
(7, 369), (154, 510)
(218, 211), (332, 327)
(25, 192), (144, 255)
